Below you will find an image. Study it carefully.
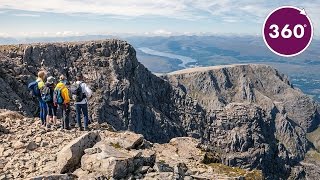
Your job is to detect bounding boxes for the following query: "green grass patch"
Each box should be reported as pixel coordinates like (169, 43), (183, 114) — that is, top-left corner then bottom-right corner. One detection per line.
(110, 142), (122, 149)
(209, 163), (263, 180)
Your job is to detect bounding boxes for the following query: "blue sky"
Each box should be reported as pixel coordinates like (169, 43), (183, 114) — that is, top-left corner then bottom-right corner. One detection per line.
(0, 0), (319, 37)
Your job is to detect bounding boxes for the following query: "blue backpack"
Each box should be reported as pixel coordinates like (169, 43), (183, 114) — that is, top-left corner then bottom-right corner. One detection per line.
(41, 86), (53, 102)
(28, 81), (41, 97)
(54, 88), (64, 105)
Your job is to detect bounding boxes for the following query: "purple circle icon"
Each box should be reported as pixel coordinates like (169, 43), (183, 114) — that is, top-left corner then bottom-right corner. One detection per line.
(263, 6), (313, 57)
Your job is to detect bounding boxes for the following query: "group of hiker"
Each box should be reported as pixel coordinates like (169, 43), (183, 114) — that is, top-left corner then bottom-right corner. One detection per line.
(28, 71), (92, 131)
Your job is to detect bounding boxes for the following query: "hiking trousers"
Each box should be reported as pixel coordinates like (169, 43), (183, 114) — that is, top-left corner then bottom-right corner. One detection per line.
(59, 104), (70, 129)
(47, 103), (57, 117)
(38, 98), (47, 125)
(75, 103), (89, 129)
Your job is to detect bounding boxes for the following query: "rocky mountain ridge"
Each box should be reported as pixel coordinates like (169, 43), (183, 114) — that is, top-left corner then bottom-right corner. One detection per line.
(0, 39), (319, 179)
(163, 64), (320, 179)
(0, 110), (262, 179)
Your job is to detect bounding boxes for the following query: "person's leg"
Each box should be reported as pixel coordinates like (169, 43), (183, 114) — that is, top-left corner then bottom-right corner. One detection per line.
(75, 104), (83, 130)
(53, 116), (57, 127)
(38, 100), (44, 125)
(46, 113), (50, 125)
(39, 100), (47, 125)
(64, 105), (71, 129)
(59, 105), (65, 129)
(53, 105), (58, 126)
(82, 104), (89, 130)
(42, 100), (48, 125)
(47, 104), (53, 126)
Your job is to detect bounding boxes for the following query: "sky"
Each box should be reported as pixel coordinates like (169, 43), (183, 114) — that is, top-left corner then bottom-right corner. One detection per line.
(0, 0), (319, 37)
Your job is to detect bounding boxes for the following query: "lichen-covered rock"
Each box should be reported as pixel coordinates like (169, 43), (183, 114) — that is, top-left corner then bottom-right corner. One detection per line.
(56, 131), (100, 173)
(81, 143), (137, 179)
(101, 131), (144, 150)
(80, 131), (156, 179)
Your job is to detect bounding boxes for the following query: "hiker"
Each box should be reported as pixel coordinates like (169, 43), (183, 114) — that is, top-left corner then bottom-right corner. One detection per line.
(28, 71), (47, 126)
(72, 73), (92, 131)
(54, 75), (71, 130)
(41, 76), (58, 128)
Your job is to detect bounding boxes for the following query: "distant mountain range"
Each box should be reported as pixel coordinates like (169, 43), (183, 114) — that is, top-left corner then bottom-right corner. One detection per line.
(128, 36), (320, 102)
(1, 35), (319, 102)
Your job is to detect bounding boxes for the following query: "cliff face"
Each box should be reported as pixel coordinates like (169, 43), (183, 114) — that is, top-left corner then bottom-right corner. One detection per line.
(163, 64), (320, 178)
(165, 64), (320, 132)
(0, 40), (205, 143)
(0, 40), (319, 179)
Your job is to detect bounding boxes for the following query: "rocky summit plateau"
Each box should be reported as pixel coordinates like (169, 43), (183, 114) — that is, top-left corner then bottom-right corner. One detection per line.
(0, 39), (319, 180)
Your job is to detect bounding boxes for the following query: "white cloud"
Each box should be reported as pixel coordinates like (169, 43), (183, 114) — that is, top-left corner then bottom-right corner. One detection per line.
(0, 32), (10, 37)
(0, 0), (189, 18)
(222, 17), (240, 23)
(56, 31), (81, 36)
(144, 29), (173, 36)
(152, 29), (172, 36)
(0, 0), (274, 21)
(1, 0), (319, 24)
(0, 0), (320, 36)
(10, 31), (82, 37)
(13, 13), (40, 17)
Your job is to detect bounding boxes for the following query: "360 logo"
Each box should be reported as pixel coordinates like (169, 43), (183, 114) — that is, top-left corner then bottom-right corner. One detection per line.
(269, 24), (305, 39)
(263, 6), (313, 57)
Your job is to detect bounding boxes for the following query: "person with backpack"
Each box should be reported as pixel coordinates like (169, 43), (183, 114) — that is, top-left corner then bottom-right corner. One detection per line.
(28, 71), (47, 126)
(42, 76), (57, 128)
(72, 73), (92, 131)
(54, 75), (71, 130)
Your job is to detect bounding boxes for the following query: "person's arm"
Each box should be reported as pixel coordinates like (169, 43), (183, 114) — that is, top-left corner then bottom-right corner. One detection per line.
(84, 83), (92, 98)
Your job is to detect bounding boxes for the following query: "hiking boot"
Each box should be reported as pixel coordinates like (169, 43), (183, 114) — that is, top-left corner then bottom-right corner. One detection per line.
(84, 127), (90, 131)
(79, 127), (84, 131)
(65, 127), (71, 130)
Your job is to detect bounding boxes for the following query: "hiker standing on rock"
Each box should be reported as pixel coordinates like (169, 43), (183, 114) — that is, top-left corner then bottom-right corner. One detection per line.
(28, 71), (47, 126)
(41, 76), (58, 128)
(72, 73), (92, 131)
(54, 75), (71, 130)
